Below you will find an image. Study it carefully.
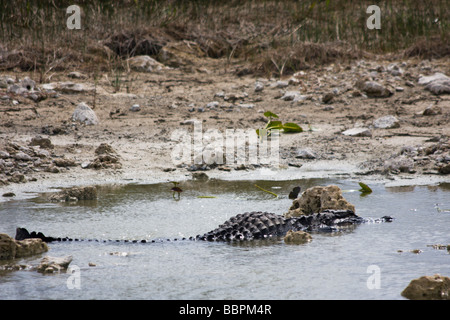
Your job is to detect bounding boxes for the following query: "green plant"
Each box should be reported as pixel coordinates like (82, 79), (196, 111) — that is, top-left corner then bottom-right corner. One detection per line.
(256, 111), (303, 137)
(358, 182), (372, 195)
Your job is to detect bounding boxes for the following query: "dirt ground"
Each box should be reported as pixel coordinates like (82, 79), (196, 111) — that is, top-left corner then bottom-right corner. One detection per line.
(0, 51), (449, 199)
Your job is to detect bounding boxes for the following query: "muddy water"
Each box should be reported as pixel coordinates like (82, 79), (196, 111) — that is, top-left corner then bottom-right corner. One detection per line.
(0, 179), (449, 300)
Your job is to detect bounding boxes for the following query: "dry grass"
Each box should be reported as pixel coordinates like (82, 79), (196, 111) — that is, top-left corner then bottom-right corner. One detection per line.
(0, 0), (448, 76)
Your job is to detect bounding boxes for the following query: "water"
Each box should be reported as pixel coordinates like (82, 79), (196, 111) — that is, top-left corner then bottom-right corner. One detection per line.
(0, 179), (449, 300)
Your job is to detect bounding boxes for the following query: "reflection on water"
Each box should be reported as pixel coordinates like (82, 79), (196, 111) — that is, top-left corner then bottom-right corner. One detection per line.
(0, 179), (448, 300)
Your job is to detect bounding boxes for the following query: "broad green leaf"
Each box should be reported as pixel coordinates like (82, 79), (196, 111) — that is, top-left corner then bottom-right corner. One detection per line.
(264, 111), (279, 119)
(358, 182), (372, 194)
(282, 122), (303, 133)
(266, 120), (283, 130)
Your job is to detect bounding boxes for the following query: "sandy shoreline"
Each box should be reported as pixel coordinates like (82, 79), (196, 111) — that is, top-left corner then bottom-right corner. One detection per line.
(1, 54), (449, 201)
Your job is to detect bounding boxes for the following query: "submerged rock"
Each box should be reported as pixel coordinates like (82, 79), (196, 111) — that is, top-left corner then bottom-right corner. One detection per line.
(284, 230), (312, 244)
(37, 255), (73, 274)
(48, 186), (98, 202)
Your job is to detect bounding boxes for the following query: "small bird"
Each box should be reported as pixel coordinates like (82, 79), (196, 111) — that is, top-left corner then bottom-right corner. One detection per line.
(288, 186), (301, 199)
(170, 182), (183, 200)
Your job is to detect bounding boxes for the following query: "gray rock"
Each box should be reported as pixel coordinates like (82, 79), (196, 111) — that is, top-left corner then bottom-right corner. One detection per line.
(373, 115), (400, 129)
(295, 148), (317, 159)
(72, 102), (99, 125)
(358, 81), (393, 98)
(384, 155), (414, 173)
(418, 72), (449, 85)
(129, 104), (141, 112)
(20, 77), (36, 91)
(425, 79), (450, 95)
(254, 82), (264, 92)
(206, 101), (219, 109)
(41, 82), (95, 94)
(0, 151), (10, 159)
(280, 91), (301, 101)
(13, 151), (33, 161)
(7, 84), (28, 95)
(237, 103), (254, 109)
(275, 80), (289, 88)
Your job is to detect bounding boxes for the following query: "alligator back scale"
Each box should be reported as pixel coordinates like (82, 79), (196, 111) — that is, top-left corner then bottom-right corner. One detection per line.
(15, 210), (393, 244)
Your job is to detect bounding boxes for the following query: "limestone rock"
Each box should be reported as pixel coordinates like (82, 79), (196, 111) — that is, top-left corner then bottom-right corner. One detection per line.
(373, 115), (400, 129)
(286, 185), (355, 218)
(280, 91), (301, 101)
(37, 255), (73, 274)
(15, 238), (49, 259)
(53, 157), (77, 167)
(401, 274), (450, 300)
(357, 80), (393, 98)
(127, 55), (167, 72)
(0, 233), (48, 260)
(383, 155), (414, 173)
(254, 81), (264, 92)
(284, 230), (312, 244)
(72, 102), (99, 125)
(48, 186), (98, 202)
(42, 82), (95, 94)
(29, 135), (54, 149)
(342, 128), (372, 137)
(418, 73), (450, 95)
(295, 148), (317, 159)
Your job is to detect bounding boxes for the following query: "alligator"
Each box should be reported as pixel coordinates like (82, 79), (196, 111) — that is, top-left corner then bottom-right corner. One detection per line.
(15, 209), (393, 244)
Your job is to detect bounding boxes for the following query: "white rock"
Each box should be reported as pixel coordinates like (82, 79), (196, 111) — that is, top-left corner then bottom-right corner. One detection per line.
(254, 82), (264, 92)
(206, 101), (219, 109)
(72, 102), (99, 125)
(41, 82), (95, 94)
(373, 115), (400, 129)
(20, 77), (36, 90)
(275, 80), (289, 88)
(13, 151), (33, 161)
(129, 104), (141, 112)
(295, 148), (317, 159)
(418, 72), (449, 85)
(342, 128), (372, 137)
(280, 91), (301, 101)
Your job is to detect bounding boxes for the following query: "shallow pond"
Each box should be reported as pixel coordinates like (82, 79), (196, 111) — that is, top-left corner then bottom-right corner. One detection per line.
(0, 178), (449, 300)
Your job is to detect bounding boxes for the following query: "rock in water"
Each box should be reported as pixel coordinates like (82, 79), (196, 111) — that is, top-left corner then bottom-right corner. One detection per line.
(37, 255), (73, 273)
(286, 185), (355, 218)
(0, 233), (48, 260)
(72, 102), (99, 125)
(284, 230), (312, 244)
(401, 274), (450, 300)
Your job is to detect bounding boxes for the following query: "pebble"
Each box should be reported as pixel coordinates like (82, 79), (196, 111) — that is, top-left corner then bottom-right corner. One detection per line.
(129, 104), (141, 112)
